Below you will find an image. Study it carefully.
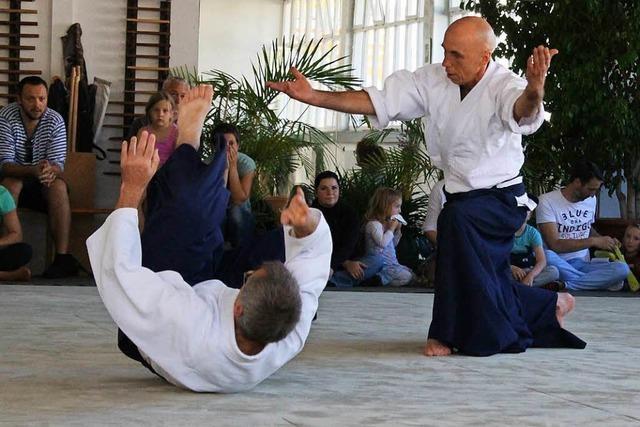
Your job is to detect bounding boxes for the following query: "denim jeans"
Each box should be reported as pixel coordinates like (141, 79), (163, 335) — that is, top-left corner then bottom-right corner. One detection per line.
(329, 255), (384, 288)
(544, 250), (630, 291)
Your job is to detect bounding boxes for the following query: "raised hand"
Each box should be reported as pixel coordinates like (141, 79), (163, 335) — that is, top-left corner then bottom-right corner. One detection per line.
(116, 131), (160, 208)
(266, 67), (315, 104)
(514, 45), (558, 122)
(281, 186), (317, 238)
(525, 45), (559, 97)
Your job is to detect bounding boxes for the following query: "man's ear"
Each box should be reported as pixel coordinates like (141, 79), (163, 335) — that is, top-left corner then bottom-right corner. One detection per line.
(233, 298), (244, 320)
(481, 50), (492, 66)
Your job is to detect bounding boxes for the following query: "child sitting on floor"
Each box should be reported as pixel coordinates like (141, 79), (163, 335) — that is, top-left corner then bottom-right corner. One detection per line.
(511, 200), (564, 291)
(139, 91), (178, 166)
(330, 187), (413, 287)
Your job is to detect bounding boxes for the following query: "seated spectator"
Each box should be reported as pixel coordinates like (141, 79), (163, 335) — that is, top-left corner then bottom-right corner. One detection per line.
(138, 92), (177, 166)
(310, 171), (362, 278)
(421, 179), (446, 247)
(331, 187), (413, 287)
(215, 123), (256, 249)
(622, 224), (640, 279)
(537, 160), (629, 291)
(594, 224), (640, 292)
(0, 76), (79, 278)
(127, 77), (189, 140)
(0, 184), (32, 281)
(510, 198), (562, 290)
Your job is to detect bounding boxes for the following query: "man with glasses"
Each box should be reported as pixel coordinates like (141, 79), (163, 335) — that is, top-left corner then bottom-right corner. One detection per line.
(0, 76), (79, 278)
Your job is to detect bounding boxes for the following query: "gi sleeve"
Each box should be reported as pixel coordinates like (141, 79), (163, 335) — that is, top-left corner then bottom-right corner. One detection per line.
(363, 69), (427, 129)
(277, 208), (332, 352)
(497, 74), (545, 135)
(422, 181), (445, 233)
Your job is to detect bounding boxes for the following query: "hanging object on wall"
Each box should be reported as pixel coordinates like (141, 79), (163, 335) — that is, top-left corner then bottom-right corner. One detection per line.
(0, 0), (41, 106)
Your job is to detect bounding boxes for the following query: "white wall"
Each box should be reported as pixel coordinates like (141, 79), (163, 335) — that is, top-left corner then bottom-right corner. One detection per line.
(198, 0), (282, 78)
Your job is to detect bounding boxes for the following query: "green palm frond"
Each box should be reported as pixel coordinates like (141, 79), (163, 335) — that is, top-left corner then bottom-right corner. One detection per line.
(192, 36), (358, 196)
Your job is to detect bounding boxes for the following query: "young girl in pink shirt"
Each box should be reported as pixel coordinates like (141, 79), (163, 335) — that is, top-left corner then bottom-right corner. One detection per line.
(139, 91), (178, 166)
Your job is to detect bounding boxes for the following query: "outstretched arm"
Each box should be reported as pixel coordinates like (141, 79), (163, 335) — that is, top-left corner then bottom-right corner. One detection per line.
(277, 188), (331, 352)
(513, 45), (558, 122)
(267, 67), (375, 115)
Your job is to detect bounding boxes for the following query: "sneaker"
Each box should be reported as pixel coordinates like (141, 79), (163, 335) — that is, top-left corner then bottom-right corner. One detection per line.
(43, 254), (80, 279)
(607, 280), (625, 292)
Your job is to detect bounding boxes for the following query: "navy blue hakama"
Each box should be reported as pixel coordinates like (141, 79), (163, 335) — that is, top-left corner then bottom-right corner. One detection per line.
(141, 141), (229, 285)
(428, 183), (586, 356)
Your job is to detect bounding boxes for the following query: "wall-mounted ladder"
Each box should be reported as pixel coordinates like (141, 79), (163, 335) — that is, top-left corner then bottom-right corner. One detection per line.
(0, 0), (40, 106)
(103, 0), (171, 175)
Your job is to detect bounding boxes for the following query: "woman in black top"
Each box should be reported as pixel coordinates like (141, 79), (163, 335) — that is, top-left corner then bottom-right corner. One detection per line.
(311, 171), (365, 280)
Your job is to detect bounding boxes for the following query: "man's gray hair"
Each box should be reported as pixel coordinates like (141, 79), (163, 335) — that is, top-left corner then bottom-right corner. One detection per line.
(162, 76), (189, 89)
(236, 261), (302, 345)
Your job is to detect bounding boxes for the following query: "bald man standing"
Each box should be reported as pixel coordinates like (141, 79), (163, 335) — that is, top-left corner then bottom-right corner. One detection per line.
(269, 17), (586, 356)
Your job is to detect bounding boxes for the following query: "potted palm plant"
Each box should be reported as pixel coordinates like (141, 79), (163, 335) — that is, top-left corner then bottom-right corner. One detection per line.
(173, 37), (360, 205)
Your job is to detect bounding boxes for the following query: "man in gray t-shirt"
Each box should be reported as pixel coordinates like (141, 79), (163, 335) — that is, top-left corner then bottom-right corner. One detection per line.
(537, 160), (629, 291)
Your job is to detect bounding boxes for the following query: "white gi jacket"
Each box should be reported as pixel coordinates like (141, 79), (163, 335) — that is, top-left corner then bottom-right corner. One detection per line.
(87, 208), (331, 392)
(364, 61), (545, 194)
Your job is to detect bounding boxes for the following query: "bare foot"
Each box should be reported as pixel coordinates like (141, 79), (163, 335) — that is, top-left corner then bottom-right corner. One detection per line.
(555, 293), (575, 328)
(176, 84), (214, 151)
(423, 338), (452, 357)
(0, 266), (31, 282)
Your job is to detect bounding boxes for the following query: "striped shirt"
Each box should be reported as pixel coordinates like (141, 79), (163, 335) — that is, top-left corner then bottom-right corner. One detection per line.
(0, 103), (67, 171)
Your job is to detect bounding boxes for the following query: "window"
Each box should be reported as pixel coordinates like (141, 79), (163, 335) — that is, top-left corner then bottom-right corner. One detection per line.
(447, 0), (469, 23)
(281, 0), (348, 130)
(281, 0), (427, 130)
(351, 0), (426, 88)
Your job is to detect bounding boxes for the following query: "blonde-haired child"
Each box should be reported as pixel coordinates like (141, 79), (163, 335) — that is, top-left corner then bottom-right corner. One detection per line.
(139, 91), (178, 166)
(360, 187), (413, 286)
(328, 187), (413, 288)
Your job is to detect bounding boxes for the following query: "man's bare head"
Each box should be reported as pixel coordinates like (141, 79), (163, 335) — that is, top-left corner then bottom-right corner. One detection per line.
(448, 16), (497, 53)
(442, 16), (497, 89)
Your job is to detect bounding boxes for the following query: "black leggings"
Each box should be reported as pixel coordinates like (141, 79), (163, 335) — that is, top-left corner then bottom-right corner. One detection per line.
(0, 242), (31, 271)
